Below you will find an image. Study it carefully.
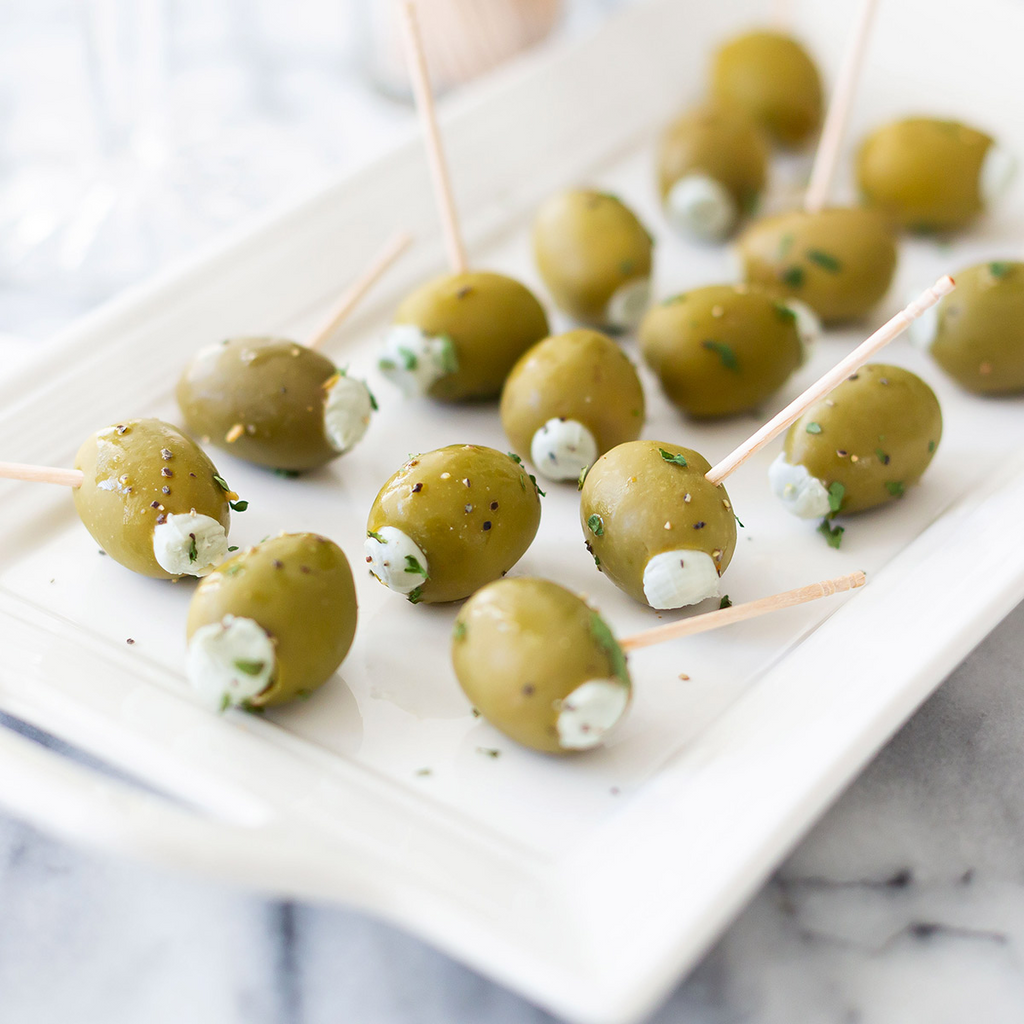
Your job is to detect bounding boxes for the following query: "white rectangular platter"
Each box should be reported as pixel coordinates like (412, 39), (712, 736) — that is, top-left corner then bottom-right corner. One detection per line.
(2, 1), (1024, 1021)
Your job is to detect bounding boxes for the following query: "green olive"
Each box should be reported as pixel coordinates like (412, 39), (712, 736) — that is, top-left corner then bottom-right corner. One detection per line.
(737, 206), (898, 323)
(927, 261), (1024, 394)
(452, 578), (631, 754)
(533, 190), (654, 330)
(711, 31), (823, 147)
(176, 338), (374, 472)
(857, 118), (1006, 232)
(777, 364), (941, 517)
(366, 445), (543, 604)
(186, 532), (357, 708)
(73, 418), (234, 579)
(382, 271), (549, 403)
(579, 441), (737, 608)
(639, 284), (811, 418)
(657, 103), (769, 240)
(499, 329), (645, 482)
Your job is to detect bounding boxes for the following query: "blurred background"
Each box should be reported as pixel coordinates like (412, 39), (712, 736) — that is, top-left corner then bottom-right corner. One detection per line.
(0, 0), (631, 347)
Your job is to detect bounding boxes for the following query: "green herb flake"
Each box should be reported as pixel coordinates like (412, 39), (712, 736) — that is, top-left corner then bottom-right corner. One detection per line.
(587, 514), (605, 537)
(593, 554), (602, 569)
(719, 595), (733, 609)
(885, 481), (906, 497)
(777, 232), (795, 258)
(396, 347), (418, 371)
(928, 440), (936, 453)
(407, 585), (424, 605)
(875, 448), (890, 466)
(702, 339), (739, 371)
(219, 693), (231, 713)
(662, 293), (687, 306)
(818, 518), (845, 549)
(659, 448), (688, 467)
(577, 465), (589, 491)
(229, 499), (249, 512)
(227, 546), (239, 552)
(238, 699), (265, 715)
(185, 534), (198, 564)
(416, 768), (433, 777)
(453, 621), (467, 642)
(224, 564), (244, 576)
(806, 249), (842, 273)
(805, 422), (823, 434)
(590, 612), (630, 686)
(733, 510), (745, 529)
(828, 481), (845, 514)
(234, 659), (266, 676)
(437, 335), (459, 375)
(507, 452), (524, 466)
(476, 747), (501, 758)
(989, 261), (1012, 279)
(774, 302), (797, 324)
(274, 468), (300, 478)
(471, 707), (481, 718)
(367, 530), (386, 543)
(378, 357), (397, 372)
(213, 475), (231, 491)
(368, 388), (379, 412)
(781, 266), (805, 289)
(619, 259), (636, 277)
(404, 555), (429, 578)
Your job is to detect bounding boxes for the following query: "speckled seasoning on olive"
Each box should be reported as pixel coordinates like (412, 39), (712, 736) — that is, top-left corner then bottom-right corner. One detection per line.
(73, 418), (236, 579)
(365, 445), (543, 604)
(186, 532), (357, 709)
(379, 271), (549, 402)
(452, 577), (632, 754)
(579, 440), (737, 609)
(737, 207), (898, 322)
(639, 284), (815, 418)
(500, 328), (645, 482)
(533, 190), (653, 331)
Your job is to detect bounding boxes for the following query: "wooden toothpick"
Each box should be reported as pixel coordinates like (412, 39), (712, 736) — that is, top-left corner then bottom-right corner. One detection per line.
(306, 231), (414, 351)
(705, 275), (955, 485)
(620, 571), (866, 652)
(803, 0), (879, 214)
(399, 1), (470, 275)
(0, 462), (83, 487)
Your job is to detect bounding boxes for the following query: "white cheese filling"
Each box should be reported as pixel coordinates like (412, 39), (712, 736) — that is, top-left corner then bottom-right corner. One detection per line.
(905, 284), (942, 351)
(981, 144), (1017, 208)
(556, 678), (630, 751)
(187, 615), (276, 710)
(378, 324), (455, 397)
(665, 173), (738, 242)
(605, 277), (651, 331)
(323, 374), (374, 453)
(529, 418), (598, 482)
(364, 526), (429, 596)
(768, 453), (832, 519)
(783, 298), (821, 363)
(642, 549), (720, 610)
(153, 511), (228, 577)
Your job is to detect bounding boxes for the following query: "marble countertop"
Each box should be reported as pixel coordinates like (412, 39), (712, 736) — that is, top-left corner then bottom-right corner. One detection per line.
(3, 2), (1023, 1022)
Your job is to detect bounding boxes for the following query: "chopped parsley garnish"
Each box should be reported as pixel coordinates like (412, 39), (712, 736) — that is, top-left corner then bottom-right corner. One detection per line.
(238, 699), (265, 715)
(828, 481), (845, 514)
(213, 475), (231, 491)
(187, 533), (198, 563)
(805, 422), (822, 434)
(875, 448), (890, 465)
(404, 555), (429, 578)
(781, 266), (805, 288)
(885, 481), (905, 497)
(378, 357), (397, 371)
(989, 261), (1012, 278)
(453, 621), (467, 642)
(228, 546), (239, 552)
(818, 518), (845, 549)
(407, 585), (424, 604)
(367, 530), (386, 543)
(398, 347), (418, 371)
(224, 563), (244, 576)
(928, 440), (936, 453)
(590, 612), (629, 686)
(577, 465), (589, 491)
(219, 694), (232, 713)
(368, 388), (379, 412)
(587, 514), (605, 537)
(229, 499), (248, 512)
(274, 468), (300, 478)
(659, 448), (688, 467)
(437, 335), (459, 374)
(719, 595), (733, 609)
(806, 249), (842, 273)
(702, 339), (739, 371)
(774, 302), (797, 323)
(619, 259), (636, 276)
(234, 659), (265, 676)
(507, 452), (545, 496)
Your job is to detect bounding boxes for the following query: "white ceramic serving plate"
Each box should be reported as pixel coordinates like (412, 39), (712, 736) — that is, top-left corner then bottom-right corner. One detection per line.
(1, 0), (1023, 1020)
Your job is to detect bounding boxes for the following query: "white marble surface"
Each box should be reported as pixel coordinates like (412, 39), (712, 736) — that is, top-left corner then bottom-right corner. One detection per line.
(3, 2), (1024, 1022)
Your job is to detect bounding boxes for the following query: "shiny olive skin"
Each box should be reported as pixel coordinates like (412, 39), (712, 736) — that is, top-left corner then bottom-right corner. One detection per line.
(711, 31), (823, 147)
(737, 207), (898, 322)
(187, 533), (357, 706)
(500, 329), (645, 462)
(394, 271), (549, 402)
(533, 190), (653, 328)
(177, 337), (352, 472)
(367, 445), (543, 604)
(639, 284), (804, 418)
(784, 364), (941, 515)
(857, 118), (996, 232)
(452, 578), (631, 754)
(579, 441), (737, 606)
(657, 103), (769, 228)
(929, 261), (1024, 394)
(73, 418), (232, 579)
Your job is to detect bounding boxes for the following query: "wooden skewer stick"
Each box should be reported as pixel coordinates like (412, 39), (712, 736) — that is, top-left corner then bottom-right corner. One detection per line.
(399, 1), (470, 275)
(620, 571), (866, 652)
(306, 230), (414, 351)
(705, 275), (954, 485)
(803, 0), (879, 214)
(0, 462), (83, 487)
